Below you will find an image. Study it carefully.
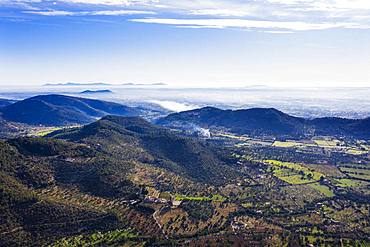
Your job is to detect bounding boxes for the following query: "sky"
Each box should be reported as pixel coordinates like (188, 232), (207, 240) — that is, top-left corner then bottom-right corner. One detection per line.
(0, 0), (370, 87)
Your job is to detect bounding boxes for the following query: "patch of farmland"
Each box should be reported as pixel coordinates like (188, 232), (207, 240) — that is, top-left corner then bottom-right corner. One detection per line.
(272, 140), (316, 148)
(313, 139), (340, 147)
(274, 174), (313, 185)
(345, 149), (368, 155)
(340, 167), (370, 175)
(29, 127), (63, 137)
(51, 229), (143, 246)
(305, 164), (344, 177)
(308, 183), (334, 197)
(339, 163), (369, 169)
(335, 178), (367, 187)
(345, 173), (370, 180)
(272, 141), (299, 148)
(339, 167), (370, 180)
(265, 160), (324, 181)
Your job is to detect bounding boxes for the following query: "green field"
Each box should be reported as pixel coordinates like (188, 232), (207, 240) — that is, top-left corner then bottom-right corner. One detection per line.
(263, 160), (337, 196)
(345, 173), (370, 180)
(345, 149), (368, 155)
(272, 140), (317, 148)
(335, 178), (364, 187)
(51, 229), (143, 247)
(274, 174), (312, 185)
(309, 183), (335, 197)
(32, 127), (62, 137)
(272, 141), (299, 148)
(339, 167), (370, 180)
(313, 139), (340, 147)
(265, 160), (324, 182)
(340, 167), (370, 175)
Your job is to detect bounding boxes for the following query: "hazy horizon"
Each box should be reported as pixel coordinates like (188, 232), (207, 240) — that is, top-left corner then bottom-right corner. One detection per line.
(1, 83), (370, 89)
(1, 86), (369, 119)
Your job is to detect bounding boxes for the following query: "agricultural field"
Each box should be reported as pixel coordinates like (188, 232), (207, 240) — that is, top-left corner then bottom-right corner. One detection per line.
(272, 141), (299, 148)
(214, 132), (274, 146)
(31, 127), (63, 136)
(0, 123), (65, 139)
(228, 133), (370, 157)
(339, 167), (370, 181)
(306, 164), (344, 177)
(51, 229), (145, 247)
(308, 183), (335, 197)
(335, 178), (366, 187)
(345, 149), (369, 155)
(272, 140), (316, 148)
(264, 159), (324, 183)
(340, 167), (370, 175)
(340, 163), (369, 169)
(261, 160), (339, 197)
(313, 138), (341, 147)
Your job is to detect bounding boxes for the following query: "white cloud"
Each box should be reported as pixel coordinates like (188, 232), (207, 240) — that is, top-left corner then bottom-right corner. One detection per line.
(188, 9), (253, 17)
(3, 0), (370, 31)
(25, 10), (75, 16)
(24, 9), (155, 16)
(149, 100), (198, 112)
(268, 0), (370, 11)
(61, 0), (135, 5)
(91, 9), (155, 15)
(262, 30), (294, 34)
(131, 18), (369, 31)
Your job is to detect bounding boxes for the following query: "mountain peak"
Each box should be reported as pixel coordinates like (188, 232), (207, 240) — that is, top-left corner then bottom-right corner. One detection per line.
(0, 94), (139, 126)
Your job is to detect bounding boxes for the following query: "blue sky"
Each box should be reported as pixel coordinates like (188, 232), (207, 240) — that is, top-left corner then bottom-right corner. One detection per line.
(1, 0), (370, 87)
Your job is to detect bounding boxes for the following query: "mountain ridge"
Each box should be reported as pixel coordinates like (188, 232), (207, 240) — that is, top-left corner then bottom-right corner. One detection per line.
(0, 94), (139, 126)
(157, 107), (370, 139)
(79, 89), (113, 94)
(50, 115), (239, 185)
(0, 98), (17, 108)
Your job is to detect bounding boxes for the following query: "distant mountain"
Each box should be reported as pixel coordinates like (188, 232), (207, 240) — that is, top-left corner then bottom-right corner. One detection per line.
(0, 98), (16, 108)
(51, 115), (239, 184)
(157, 107), (370, 139)
(310, 117), (370, 138)
(0, 94), (140, 126)
(79, 89), (113, 94)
